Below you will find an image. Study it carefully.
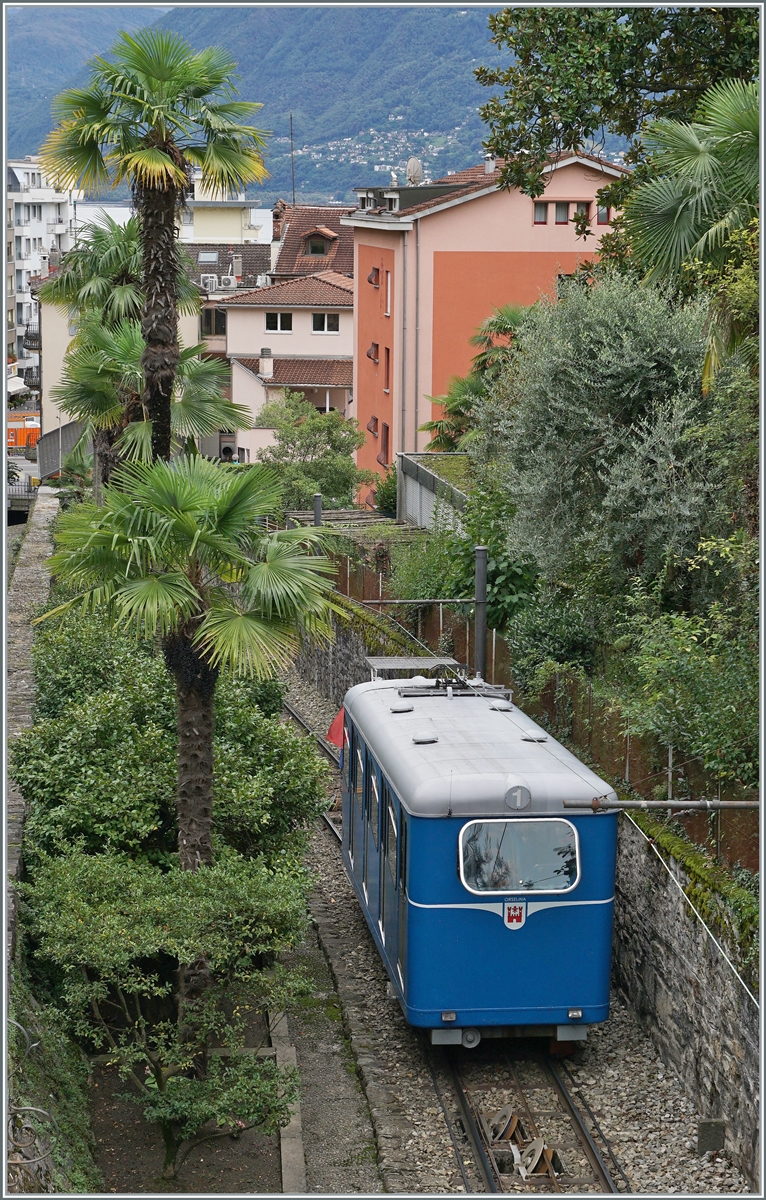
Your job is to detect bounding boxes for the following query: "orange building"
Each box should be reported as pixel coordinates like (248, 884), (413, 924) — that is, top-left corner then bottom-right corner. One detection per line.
(341, 154), (629, 496)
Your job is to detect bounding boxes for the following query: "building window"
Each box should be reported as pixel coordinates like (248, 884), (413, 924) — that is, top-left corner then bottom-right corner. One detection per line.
(385, 196), (397, 212)
(201, 308), (227, 336)
(555, 202), (569, 224)
(385, 271), (391, 316)
(383, 347), (390, 392)
(367, 266), (380, 287)
(597, 205), (610, 225)
(575, 201), (590, 218)
(533, 202), (548, 224)
(377, 422), (390, 467)
(366, 415), (379, 436)
(366, 342), (379, 363)
(308, 237), (326, 255)
(265, 311), (292, 331)
(312, 313), (340, 333)
(198, 251), (218, 263)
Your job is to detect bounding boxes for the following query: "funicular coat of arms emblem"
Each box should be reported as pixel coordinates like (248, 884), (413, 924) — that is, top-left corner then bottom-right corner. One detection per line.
(504, 900), (527, 929)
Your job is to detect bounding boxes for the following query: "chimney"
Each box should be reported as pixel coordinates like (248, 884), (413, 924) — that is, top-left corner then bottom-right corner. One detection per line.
(484, 153), (497, 174)
(39, 253), (49, 280)
(260, 347), (273, 378)
(232, 254), (243, 280)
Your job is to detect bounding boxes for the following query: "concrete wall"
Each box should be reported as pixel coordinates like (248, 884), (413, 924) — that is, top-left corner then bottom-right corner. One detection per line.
(613, 817), (759, 1187)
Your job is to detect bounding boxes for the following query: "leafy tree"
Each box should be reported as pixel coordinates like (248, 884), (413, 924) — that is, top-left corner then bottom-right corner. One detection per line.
(476, 274), (710, 597)
(257, 390), (374, 509)
(37, 213), (199, 326)
(390, 476), (536, 631)
(40, 29), (268, 460)
(22, 849), (305, 1177)
(52, 314), (249, 489)
(476, 7), (759, 200)
(38, 456), (337, 871)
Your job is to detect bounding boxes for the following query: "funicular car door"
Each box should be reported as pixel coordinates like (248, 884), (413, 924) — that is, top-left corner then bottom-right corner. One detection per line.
(380, 780), (399, 968)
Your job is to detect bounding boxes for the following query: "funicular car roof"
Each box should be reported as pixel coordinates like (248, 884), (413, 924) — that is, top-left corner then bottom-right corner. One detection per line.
(344, 678), (617, 817)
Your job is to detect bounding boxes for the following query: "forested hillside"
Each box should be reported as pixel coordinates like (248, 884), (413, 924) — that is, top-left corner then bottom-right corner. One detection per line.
(8, 4), (503, 203)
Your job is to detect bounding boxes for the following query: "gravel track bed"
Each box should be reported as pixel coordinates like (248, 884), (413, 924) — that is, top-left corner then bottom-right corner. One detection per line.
(283, 668), (751, 1195)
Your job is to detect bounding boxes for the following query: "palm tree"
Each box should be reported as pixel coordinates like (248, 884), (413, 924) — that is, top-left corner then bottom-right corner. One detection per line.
(39, 456), (337, 871)
(37, 212), (200, 326)
(624, 79), (758, 282)
(52, 315), (250, 491)
(420, 373), (486, 452)
(469, 303), (527, 379)
(40, 29), (268, 461)
(624, 79), (758, 389)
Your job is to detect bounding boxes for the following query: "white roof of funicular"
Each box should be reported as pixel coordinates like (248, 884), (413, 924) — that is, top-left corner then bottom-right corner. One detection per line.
(343, 678), (617, 818)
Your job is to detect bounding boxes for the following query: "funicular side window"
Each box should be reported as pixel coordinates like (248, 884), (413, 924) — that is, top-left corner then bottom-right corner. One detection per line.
(459, 819), (580, 895)
(367, 769), (380, 848)
(354, 745), (364, 821)
(385, 798), (398, 883)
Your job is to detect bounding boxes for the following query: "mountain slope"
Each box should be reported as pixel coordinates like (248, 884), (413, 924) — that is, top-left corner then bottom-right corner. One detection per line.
(157, 4), (502, 202)
(7, 4), (503, 202)
(6, 6), (169, 159)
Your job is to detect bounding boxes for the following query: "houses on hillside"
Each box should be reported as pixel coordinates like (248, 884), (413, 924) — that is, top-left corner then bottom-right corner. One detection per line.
(18, 142), (629, 486)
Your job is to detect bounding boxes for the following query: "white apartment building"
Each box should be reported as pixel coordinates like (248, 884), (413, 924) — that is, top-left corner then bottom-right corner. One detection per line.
(7, 156), (80, 394)
(177, 167), (272, 246)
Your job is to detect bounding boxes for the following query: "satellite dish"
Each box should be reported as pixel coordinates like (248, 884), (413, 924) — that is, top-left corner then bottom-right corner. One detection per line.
(406, 157), (423, 186)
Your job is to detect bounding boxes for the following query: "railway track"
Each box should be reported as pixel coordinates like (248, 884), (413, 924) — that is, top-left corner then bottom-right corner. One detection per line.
(428, 1042), (630, 1193)
(284, 695), (630, 1195)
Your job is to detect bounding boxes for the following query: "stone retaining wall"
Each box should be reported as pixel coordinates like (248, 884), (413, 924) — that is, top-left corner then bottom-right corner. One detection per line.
(295, 597), (426, 709)
(613, 815), (759, 1188)
(7, 488), (59, 964)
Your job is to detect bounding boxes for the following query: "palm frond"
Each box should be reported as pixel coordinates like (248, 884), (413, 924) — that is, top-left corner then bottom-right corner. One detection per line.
(193, 604), (298, 677)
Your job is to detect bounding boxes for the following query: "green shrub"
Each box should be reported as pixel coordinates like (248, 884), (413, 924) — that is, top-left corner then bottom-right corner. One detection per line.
(374, 464), (398, 516)
(14, 620), (317, 866)
(21, 849), (305, 1177)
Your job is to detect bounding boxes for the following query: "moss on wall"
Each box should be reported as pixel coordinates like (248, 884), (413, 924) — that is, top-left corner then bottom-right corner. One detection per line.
(625, 810), (759, 990)
(8, 970), (103, 1193)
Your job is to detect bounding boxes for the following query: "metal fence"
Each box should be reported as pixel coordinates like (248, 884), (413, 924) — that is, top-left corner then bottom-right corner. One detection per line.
(36, 420), (88, 480)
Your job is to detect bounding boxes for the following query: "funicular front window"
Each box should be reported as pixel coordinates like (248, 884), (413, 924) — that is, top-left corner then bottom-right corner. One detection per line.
(459, 819), (579, 895)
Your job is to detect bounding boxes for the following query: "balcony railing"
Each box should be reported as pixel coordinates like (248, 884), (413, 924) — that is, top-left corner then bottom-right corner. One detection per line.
(22, 325), (41, 351)
(23, 369), (41, 390)
(16, 250), (31, 260)
(47, 220), (66, 232)
(14, 218), (30, 227)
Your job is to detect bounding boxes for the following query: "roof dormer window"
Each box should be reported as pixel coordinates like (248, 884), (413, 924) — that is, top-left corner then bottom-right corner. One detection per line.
(308, 237), (327, 255)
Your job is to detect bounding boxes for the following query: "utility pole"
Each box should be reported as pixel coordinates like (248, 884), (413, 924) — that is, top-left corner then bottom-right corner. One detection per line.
(474, 546), (487, 680)
(290, 112), (296, 207)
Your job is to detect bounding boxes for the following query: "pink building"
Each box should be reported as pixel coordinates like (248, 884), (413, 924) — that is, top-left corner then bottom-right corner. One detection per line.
(341, 154), (629, 491)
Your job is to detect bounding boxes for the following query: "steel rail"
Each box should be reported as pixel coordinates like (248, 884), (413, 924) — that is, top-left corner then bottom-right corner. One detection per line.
(445, 1048), (500, 1193)
(544, 1057), (621, 1194)
(281, 699), (343, 843)
(560, 1060), (632, 1192)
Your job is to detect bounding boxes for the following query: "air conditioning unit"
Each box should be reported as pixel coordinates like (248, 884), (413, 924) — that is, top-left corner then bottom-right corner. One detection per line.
(219, 275), (237, 290)
(200, 274), (218, 291)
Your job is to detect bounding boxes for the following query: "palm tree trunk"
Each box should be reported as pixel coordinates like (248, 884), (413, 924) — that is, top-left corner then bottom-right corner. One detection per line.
(163, 633), (219, 870)
(137, 180), (182, 462)
(92, 427), (121, 501)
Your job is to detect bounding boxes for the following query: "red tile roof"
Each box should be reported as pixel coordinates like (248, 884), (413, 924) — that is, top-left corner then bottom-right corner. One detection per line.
(217, 272), (353, 307)
(272, 203), (355, 278)
(235, 358), (353, 387)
